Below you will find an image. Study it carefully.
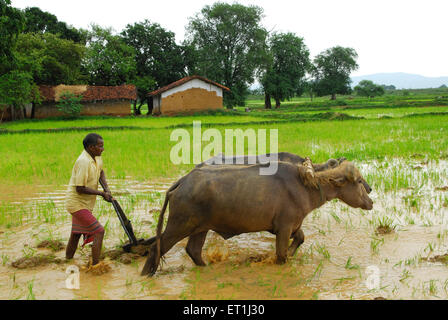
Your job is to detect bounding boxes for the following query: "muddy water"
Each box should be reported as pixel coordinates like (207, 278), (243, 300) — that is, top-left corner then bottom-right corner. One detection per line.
(1, 159), (448, 300)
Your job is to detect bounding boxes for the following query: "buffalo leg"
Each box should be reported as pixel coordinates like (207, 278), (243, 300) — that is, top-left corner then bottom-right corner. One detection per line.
(141, 228), (192, 276)
(275, 227), (292, 264)
(186, 231), (208, 266)
(288, 229), (305, 257)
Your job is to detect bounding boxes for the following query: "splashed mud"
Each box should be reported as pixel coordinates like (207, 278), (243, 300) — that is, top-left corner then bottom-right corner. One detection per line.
(1, 160), (448, 299)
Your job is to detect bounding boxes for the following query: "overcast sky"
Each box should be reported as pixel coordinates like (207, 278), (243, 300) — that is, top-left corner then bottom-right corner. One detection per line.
(11, 0), (448, 77)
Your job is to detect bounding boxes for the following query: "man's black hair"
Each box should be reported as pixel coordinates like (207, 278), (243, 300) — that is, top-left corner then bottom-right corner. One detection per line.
(83, 133), (103, 149)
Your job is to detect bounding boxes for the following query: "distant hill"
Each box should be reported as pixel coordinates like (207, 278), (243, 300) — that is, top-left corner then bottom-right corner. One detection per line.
(351, 73), (448, 89)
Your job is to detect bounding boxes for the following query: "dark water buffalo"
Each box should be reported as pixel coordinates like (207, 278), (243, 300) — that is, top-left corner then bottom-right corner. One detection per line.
(141, 161), (373, 276)
(196, 152), (372, 193)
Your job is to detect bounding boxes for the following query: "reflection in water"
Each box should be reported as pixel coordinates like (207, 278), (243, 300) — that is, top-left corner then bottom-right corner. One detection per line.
(1, 160), (448, 299)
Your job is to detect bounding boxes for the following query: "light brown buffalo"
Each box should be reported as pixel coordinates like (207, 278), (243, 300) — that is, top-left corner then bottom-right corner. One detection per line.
(141, 161), (373, 276)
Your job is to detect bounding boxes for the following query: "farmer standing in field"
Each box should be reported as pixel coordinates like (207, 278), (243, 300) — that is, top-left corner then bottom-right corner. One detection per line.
(65, 133), (113, 266)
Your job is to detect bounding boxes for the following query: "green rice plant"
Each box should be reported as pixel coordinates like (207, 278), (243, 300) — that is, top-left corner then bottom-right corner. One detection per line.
(315, 244), (331, 260)
(270, 281), (286, 298)
(22, 245), (36, 258)
(425, 280), (439, 297)
(26, 279), (36, 300)
(442, 196), (448, 208)
(333, 276), (356, 289)
(399, 269), (412, 283)
(374, 216), (397, 234)
(344, 256), (360, 271)
(370, 237), (384, 254)
(404, 252), (422, 266)
(403, 192), (421, 212)
(309, 261), (324, 281)
(424, 241), (436, 255)
(1, 253), (9, 266)
(330, 211), (341, 224)
(35, 200), (59, 224)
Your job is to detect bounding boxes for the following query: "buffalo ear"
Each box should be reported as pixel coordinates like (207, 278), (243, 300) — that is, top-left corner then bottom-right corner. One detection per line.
(329, 177), (345, 187)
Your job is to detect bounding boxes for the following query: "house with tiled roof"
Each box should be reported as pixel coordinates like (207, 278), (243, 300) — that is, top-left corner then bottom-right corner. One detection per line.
(147, 75), (230, 115)
(1, 84), (137, 121)
(31, 84), (136, 119)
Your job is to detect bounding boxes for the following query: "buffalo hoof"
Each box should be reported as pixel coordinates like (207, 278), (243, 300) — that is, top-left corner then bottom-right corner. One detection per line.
(275, 256), (287, 265)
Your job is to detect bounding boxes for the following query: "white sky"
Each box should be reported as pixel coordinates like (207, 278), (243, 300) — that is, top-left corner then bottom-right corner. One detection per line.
(11, 0), (448, 77)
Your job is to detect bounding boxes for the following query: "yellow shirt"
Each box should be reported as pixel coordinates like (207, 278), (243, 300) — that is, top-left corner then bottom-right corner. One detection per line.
(65, 150), (103, 213)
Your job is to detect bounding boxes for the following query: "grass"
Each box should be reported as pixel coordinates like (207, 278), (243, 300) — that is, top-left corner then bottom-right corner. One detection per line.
(1, 114), (447, 187)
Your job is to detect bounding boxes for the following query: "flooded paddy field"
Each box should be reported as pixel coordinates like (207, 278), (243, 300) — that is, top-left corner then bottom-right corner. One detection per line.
(1, 158), (447, 300)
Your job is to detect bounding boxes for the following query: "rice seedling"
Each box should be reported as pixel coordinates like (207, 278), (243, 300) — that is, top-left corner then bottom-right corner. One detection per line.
(330, 211), (341, 224)
(399, 269), (413, 283)
(425, 280), (439, 297)
(1, 253), (9, 266)
(314, 244), (331, 260)
(424, 241), (436, 255)
(374, 216), (397, 235)
(344, 256), (360, 271)
(22, 245), (36, 259)
(26, 279), (36, 300)
(270, 281), (286, 298)
(370, 237), (384, 254)
(309, 261), (324, 281)
(333, 276), (356, 289)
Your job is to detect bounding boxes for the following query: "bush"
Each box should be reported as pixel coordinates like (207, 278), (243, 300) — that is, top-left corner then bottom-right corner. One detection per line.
(57, 91), (83, 118)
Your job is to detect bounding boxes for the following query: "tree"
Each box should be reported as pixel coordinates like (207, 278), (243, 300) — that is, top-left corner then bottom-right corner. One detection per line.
(15, 32), (86, 85)
(22, 7), (86, 43)
(121, 20), (186, 114)
(0, 1), (35, 121)
(83, 25), (136, 86)
(354, 80), (385, 98)
(57, 91), (83, 118)
(186, 2), (268, 107)
(0, 0), (25, 74)
(381, 84), (396, 91)
(312, 46), (359, 100)
(0, 71), (35, 121)
(261, 32), (310, 108)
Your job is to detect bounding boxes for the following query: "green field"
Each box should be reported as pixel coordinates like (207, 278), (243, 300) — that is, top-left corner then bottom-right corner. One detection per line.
(1, 93), (448, 187)
(1, 92), (448, 300)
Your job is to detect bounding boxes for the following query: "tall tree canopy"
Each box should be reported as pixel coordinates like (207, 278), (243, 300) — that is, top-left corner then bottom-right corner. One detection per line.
(0, 0), (34, 121)
(15, 32), (86, 85)
(186, 2), (268, 107)
(0, 0), (25, 74)
(83, 25), (136, 86)
(121, 20), (186, 114)
(261, 32), (311, 108)
(354, 80), (385, 98)
(312, 46), (359, 100)
(22, 7), (86, 43)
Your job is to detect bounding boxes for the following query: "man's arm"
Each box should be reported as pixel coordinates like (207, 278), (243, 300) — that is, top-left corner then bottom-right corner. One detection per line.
(99, 170), (111, 193)
(99, 170), (113, 202)
(76, 170), (113, 202)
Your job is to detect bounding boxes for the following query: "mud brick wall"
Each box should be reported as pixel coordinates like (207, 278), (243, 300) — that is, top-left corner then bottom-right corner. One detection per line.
(33, 100), (132, 119)
(39, 85), (137, 102)
(160, 88), (223, 115)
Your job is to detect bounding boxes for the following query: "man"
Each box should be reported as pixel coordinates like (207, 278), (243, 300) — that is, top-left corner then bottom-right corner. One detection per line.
(65, 133), (113, 266)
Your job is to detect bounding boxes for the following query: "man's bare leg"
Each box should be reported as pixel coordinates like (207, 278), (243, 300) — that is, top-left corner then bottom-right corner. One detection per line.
(66, 233), (81, 259)
(91, 231), (105, 265)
